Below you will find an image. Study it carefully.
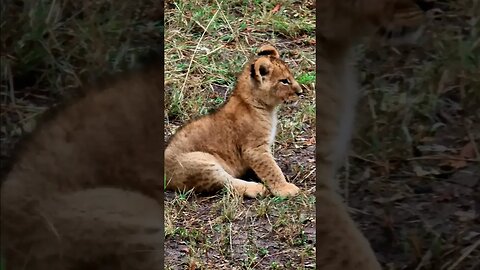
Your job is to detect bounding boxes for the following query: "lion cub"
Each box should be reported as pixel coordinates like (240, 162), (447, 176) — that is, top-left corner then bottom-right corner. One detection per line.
(165, 45), (302, 198)
(1, 63), (165, 269)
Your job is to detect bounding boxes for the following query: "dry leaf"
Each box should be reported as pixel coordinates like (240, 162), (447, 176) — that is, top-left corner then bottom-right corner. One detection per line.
(271, 4), (281, 13)
(454, 210), (475, 222)
(306, 136), (315, 145)
(435, 189), (454, 202)
(459, 141), (476, 159)
(442, 142), (477, 169)
(413, 164), (440, 176)
(188, 259), (198, 270)
(374, 193), (406, 204)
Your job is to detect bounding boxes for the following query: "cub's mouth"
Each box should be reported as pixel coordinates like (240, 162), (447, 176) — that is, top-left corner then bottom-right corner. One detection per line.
(282, 91), (303, 107)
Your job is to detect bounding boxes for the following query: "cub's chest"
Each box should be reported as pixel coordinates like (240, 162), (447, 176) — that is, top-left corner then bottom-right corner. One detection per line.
(268, 109), (278, 147)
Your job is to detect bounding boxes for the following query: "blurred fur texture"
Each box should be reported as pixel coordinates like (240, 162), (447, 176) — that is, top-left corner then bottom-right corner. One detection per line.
(1, 62), (165, 269)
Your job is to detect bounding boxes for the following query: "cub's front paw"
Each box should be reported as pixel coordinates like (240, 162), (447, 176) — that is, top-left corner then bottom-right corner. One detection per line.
(243, 182), (268, 198)
(270, 182), (300, 197)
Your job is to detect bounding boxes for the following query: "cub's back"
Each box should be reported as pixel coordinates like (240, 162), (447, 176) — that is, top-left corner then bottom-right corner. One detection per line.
(2, 66), (164, 197)
(165, 101), (249, 162)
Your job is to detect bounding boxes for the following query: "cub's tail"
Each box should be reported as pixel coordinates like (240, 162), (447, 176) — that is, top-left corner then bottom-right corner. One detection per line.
(1, 187), (163, 270)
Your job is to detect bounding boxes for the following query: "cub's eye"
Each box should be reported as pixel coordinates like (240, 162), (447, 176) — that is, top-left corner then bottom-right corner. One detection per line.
(279, 79), (290, 85)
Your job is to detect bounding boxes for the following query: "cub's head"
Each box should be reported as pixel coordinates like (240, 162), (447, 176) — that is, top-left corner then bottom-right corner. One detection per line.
(375, 0), (435, 45)
(248, 45), (302, 107)
(318, 0), (434, 45)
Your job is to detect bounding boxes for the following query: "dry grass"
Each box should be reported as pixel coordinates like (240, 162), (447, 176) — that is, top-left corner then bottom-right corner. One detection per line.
(0, 0), (163, 172)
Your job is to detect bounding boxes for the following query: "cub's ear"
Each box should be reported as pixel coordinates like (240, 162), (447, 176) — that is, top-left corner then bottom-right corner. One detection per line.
(257, 44), (280, 59)
(250, 57), (272, 83)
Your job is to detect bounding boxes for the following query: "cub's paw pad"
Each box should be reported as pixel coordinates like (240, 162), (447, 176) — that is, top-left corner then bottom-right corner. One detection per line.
(244, 182), (268, 198)
(271, 182), (300, 197)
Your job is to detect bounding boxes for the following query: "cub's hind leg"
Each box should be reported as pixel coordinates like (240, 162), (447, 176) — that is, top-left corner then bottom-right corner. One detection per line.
(165, 151), (267, 198)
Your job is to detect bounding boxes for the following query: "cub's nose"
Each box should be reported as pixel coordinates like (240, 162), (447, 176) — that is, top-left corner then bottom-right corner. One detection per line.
(293, 82), (303, 96)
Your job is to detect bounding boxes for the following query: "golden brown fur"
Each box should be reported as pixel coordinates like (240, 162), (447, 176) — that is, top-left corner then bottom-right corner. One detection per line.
(315, 0), (432, 269)
(1, 65), (165, 269)
(165, 45), (303, 198)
